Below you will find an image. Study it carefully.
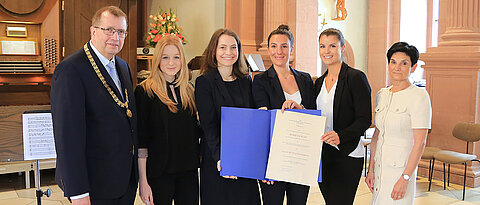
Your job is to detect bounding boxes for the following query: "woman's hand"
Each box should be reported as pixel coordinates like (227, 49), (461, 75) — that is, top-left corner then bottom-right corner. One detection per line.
(391, 177), (408, 200)
(281, 100), (303, 112)
(217, 160), (237, 179)
(71, 196), (90, 205)
(365, 170), (375, 193)
(139, 179), (154, 205)
(321, 131), (340, 146)
(261, 180), (275, 185)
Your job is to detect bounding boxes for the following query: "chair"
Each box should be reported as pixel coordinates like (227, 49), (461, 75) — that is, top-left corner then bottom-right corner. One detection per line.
(433, 122), (480, 200)
(422, 146), (441, 191)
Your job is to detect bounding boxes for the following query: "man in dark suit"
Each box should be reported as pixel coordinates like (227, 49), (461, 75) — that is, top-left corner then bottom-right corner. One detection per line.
(51, 6), (137, 205)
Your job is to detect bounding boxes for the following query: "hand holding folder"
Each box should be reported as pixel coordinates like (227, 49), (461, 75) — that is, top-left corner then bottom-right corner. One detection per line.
(220, 107), (326, 185)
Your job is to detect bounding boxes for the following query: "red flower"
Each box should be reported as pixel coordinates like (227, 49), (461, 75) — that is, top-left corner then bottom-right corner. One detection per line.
(146, 9), (186, 46)
(153, 35), (162, 42)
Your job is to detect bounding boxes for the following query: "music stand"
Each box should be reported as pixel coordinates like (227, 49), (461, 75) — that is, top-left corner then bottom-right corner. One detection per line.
(23, 110), (53, 205)
(245, 54), (266, 72)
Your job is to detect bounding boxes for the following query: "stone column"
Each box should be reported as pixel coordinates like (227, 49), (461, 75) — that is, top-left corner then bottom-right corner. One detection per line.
(439, 0), (480, 46)
(259, 0), (287, 50)
(366, 0), (401, 112)
(419, 0), (480, 187)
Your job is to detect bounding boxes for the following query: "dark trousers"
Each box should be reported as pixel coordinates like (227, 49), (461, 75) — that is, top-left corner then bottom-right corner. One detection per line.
(200, 146), (260, 205)
(319, 147), (364, 205)
(148, 169), (199, 205)
(90, 164), (138, 205)
(260, 181), (309, 205)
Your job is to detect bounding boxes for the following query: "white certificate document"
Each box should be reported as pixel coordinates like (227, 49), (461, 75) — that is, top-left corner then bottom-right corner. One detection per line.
(22, 113), (56, 160)
(265, 110), (326, 186)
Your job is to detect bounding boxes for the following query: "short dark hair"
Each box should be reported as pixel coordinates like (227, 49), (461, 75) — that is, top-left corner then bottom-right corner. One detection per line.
(92, 6), (128, 26)
(387, 42), (419, 65)
(319, 28), (345, 46)
(267, 24), (294, 46)
(200, 28), (248, 78)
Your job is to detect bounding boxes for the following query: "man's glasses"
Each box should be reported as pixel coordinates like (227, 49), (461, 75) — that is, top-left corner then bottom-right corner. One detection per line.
(94, 26), (128, 38)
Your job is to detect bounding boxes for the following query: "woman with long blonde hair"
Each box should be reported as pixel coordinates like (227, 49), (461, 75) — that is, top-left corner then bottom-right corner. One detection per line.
(135, 34), (200, 205)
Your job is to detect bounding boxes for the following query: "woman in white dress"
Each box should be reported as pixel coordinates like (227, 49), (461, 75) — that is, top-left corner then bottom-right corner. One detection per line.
(365, 42), (432, 204)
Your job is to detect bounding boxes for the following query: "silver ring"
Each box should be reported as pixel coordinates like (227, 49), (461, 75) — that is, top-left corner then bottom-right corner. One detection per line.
(145, 201), (149, 205)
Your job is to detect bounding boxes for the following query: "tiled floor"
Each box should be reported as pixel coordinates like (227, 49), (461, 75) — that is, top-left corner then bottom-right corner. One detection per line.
(1, 170), (480, 204)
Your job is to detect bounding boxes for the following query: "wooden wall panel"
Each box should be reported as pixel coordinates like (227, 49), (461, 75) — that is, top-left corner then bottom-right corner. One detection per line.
(63, 0), (138, 83)
(0, 85), (51, 106)
(0, 0), (57, 23)
(0, 105), (50, 162)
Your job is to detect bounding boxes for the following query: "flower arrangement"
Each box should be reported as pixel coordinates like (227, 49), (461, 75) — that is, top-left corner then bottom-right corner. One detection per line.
(146, 9), (186, 47)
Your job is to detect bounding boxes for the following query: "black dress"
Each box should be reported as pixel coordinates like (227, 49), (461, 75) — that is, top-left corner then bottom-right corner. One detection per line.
(195, 70), (261, 205)
(135, 84), (200, 205)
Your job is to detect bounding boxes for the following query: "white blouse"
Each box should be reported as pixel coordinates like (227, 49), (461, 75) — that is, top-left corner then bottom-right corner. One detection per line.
(284, 90), (302, 105)
(316, 79), (364, 158)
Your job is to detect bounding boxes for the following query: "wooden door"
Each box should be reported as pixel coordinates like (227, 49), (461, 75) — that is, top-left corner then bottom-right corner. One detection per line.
(62, 0), (137, 78)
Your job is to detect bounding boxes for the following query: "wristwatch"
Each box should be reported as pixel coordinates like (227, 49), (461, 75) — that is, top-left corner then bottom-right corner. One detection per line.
(402, 174), (410, 181)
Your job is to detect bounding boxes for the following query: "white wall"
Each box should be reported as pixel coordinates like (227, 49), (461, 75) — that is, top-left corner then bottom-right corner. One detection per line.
(148, 0), (225, 62)
(317, 0), (369, 74)
(400, 0), (428, 83)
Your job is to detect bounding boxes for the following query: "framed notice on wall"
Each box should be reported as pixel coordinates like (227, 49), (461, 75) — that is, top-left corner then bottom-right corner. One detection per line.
(0, 38), (38, 55)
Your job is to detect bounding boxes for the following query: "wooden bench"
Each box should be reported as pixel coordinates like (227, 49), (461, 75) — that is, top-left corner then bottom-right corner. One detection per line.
(0, 161), (33, 188)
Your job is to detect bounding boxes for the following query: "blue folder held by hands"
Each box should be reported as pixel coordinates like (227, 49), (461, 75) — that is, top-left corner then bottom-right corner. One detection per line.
(220, 107), (323, 182)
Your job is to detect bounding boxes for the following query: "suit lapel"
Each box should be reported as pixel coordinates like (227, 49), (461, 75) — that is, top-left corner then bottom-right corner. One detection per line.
(291, 67), (306, 104)
(114, 58), (135, 124)
(315, 70), (327, 98)
(267, 66), (286, 103)
(115, 57), (131, 99)
(333, 63), (348, 123)
(87, 43), (123, 99)
(241, 76), (253, 107)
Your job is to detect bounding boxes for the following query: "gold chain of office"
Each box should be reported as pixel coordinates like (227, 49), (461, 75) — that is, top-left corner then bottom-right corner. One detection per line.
(83, 43), (132, 118)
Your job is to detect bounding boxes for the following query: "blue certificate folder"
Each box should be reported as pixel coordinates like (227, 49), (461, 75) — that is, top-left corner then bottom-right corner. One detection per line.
(220, 107), (323, 182)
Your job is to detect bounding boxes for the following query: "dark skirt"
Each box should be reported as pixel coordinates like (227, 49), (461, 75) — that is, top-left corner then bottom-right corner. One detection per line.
(200, 141), (261, 205)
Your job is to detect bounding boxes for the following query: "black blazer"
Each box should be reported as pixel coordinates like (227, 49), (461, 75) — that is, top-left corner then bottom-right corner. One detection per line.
(195, 70), (254, 162)
(134, 85), (200, 175)
(51, 42), (138, 198)
(314, 62), (371, 156)
(252, 65), (315, 109)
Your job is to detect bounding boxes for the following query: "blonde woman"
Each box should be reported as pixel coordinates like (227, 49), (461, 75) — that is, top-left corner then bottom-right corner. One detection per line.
(135, 34), (200, 205)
